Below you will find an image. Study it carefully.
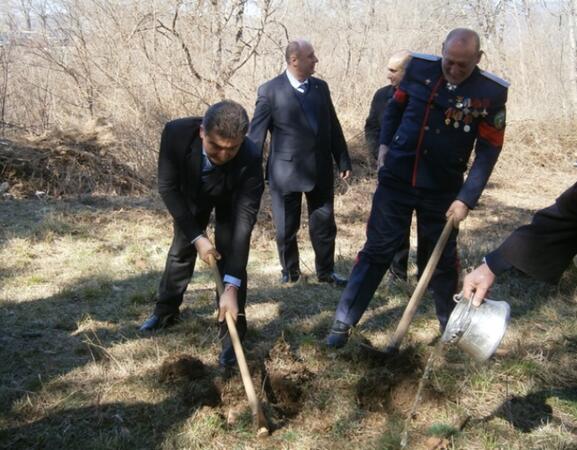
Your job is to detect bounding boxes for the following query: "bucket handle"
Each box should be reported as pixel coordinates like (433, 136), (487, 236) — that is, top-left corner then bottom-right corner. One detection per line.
(446, 293), (474, 343)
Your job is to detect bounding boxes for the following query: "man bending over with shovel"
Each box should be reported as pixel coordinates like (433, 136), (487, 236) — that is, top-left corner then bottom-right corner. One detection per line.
(463, 181), (577, 306)
(140, 100), (264, 368)
(327, 28), (509, 348)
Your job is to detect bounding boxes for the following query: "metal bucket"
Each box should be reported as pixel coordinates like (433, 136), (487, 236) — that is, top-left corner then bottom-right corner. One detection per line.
(441, 294), (511, 362)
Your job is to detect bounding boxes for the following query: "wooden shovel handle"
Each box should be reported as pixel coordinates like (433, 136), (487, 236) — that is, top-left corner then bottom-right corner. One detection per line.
(387, 216), (456, 351)
(207, 255), (269, 436)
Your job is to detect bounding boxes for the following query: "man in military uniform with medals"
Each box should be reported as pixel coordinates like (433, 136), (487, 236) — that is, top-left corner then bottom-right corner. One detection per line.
(327, 28), (509, 348)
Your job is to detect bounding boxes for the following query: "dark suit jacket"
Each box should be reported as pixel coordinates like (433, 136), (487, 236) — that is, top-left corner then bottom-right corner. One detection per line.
(487, 181), (577, 283)
(364, 84), (395, 159)
(249, 72), (351, 193)
(157, 117), (264, 279)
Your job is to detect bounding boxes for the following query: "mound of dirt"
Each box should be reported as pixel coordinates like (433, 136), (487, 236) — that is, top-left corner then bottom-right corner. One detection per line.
(159, 354), (222, 408)
(260, 337), (315, 419)
(494, 393), (553, 433)
(265, 370), (309, 418)
(0, 122), (150, 197)
(183, 379), (222, 408)
(355, 347), (443, 414)
(158, 354), (207, 382)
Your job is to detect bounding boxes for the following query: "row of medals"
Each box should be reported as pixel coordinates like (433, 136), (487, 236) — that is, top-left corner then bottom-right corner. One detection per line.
(445, 96), (489, 133)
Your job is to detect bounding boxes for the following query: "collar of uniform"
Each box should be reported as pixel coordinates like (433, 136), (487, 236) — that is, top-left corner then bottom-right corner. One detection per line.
(448, 66), (481, 91)
(285, 70), (309, 91)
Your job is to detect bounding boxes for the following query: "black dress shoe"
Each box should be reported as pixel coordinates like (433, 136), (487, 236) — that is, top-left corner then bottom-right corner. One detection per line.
(280, 272), (300, 284)
(138, 313), (179, 332)
(326, 320), (351, 348)
(318, 272), (348, 287)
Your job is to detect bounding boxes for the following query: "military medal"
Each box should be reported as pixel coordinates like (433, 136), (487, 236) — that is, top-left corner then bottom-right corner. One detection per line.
(463, 109), (473, 132)
(444, 108), (453, 126)
(481, 99), (490, 118)
(463, 98), (471, 114)
(455, 96), (464, 109)
(446, 82), (457, 91)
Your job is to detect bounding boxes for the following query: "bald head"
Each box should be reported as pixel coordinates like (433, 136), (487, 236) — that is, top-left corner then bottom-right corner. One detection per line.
(441, 28), (483, 85)
(285, 40), (308, 63)
(444, 28), (481, 53)
(285, 39), (318, 81)
(387, 50), (412, 87)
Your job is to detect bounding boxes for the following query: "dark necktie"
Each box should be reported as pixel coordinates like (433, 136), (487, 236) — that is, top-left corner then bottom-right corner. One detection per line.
(201, 163), (229, 197)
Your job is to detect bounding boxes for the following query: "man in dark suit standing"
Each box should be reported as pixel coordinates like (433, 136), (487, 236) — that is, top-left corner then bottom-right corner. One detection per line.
(365, 50), (413, 282)
(249, 39), (352, 286)
(139, 100), (264, 368)
(463, 181), (577, 306)
(365, 50), (412, 160)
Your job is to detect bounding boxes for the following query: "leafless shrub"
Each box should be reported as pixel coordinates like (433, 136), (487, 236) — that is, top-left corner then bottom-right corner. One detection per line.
(0, 0), (576, 181)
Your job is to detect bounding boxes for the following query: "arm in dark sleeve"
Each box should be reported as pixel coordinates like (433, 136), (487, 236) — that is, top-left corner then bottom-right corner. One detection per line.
(364, 89), (385, 159)
(484, 249), (512, 275)
(157, 123), (204, 242)
(223, 159), (265, 280)
(486, 182), (577, 283)
(379, 87), (407, 145)
(326, 83), (351, 172)
(248, 85), (272, 156)
(457, 102), (507, 209)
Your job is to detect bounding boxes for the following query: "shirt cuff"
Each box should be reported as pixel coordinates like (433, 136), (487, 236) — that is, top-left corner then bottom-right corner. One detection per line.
(484, 249), (512, 275)
(190, 234), (204, 245)
(223, 275), (242, 288)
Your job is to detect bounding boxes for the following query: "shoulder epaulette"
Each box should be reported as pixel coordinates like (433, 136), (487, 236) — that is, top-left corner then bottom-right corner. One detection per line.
(479, 70), (510, 88)
(410, 52), (441, 62)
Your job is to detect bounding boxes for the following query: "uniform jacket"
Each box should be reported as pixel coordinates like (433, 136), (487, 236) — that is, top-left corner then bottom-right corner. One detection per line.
(364, 84), (395, 159)
(157, 117), (264, 279)
(487, 181), (577, 283)
(249, 72), (351, 193)
(379, 54), (509, 208)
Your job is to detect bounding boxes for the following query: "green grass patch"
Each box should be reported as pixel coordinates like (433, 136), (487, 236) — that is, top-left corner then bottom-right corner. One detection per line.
(426, 422), (459, 437)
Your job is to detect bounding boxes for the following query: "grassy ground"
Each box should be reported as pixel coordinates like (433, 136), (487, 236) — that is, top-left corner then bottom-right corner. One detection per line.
(1, 140), (577, 449)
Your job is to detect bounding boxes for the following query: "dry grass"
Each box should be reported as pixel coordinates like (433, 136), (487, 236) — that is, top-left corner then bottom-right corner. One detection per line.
(1, 129), (577, 449)
(0, 121), (150, 197)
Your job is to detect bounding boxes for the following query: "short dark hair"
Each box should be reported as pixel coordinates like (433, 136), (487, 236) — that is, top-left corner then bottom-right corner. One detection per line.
(202, 100), (249, 139)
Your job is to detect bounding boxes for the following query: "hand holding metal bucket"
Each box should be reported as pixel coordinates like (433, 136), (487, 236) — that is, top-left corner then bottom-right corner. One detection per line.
(441, 294), (510, 362)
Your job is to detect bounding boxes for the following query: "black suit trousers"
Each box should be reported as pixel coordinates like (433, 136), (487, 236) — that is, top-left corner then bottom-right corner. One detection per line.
(270, 185), (336, 278)
(155, 199), (248, 317)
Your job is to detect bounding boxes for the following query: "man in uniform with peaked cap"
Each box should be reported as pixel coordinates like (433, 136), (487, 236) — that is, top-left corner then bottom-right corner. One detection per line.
(327, 28), (509, 348)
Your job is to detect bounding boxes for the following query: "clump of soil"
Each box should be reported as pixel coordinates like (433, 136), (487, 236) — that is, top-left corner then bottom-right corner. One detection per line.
(495, 393), (553, 433)
(355, 347), (443, 414)
(159, 354), (207, 382)
(183, 379), (222, 408)
(261, 337), (315, 419)
(0, 122), (150, 197)
(159, 354), (222, 408)
(356, 369), (395, 412)
(265, 371), (309, 417)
